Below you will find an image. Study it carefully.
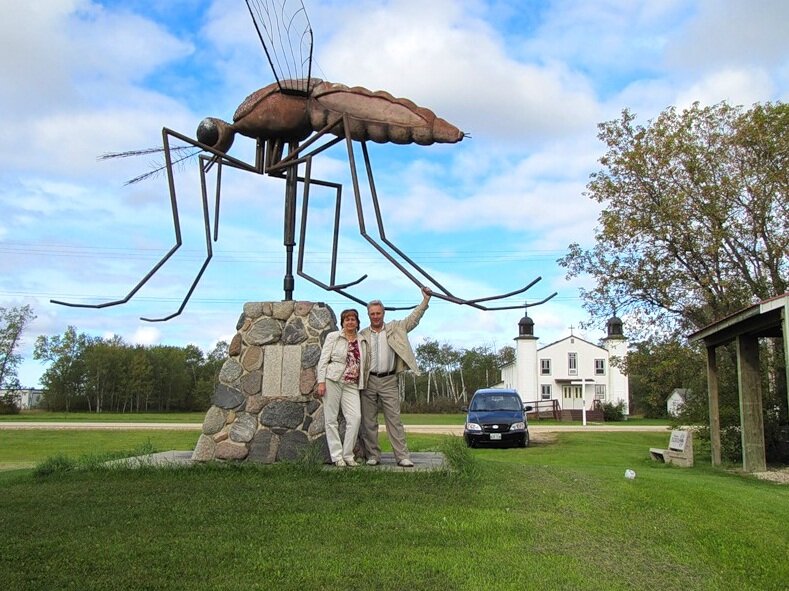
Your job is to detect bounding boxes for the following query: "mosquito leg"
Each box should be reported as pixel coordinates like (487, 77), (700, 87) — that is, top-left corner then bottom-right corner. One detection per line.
(51, 128), (186, 311)
(345, 120), (540, 310)
(291, 143), (413, 311)
(343, 123), (422, 285)
(479, 291), (559, 311)
(296, 155), (367, 293)
(212, 156), (222, 241)
(359, 141), (457, 298)
(141, 153), (218, 322)
(338, 119), (486, 310)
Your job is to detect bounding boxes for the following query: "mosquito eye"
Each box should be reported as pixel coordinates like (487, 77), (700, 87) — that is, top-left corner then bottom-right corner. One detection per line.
(197, 118), (219, 146)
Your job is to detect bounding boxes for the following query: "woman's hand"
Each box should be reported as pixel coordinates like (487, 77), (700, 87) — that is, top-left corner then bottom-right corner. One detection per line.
(316, 382), (326, 397)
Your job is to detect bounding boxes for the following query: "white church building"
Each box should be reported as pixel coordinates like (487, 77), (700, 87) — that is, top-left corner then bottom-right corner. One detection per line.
(497, 312), (630, 417)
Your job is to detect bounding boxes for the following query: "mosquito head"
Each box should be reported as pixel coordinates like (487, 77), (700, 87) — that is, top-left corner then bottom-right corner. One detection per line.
(196, 117), (235, 153)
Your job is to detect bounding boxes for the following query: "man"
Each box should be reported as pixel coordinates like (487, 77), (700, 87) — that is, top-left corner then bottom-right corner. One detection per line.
(358, 285), (432, 467)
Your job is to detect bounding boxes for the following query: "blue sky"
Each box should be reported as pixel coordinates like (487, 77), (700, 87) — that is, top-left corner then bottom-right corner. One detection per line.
(2, 0), (788, 388)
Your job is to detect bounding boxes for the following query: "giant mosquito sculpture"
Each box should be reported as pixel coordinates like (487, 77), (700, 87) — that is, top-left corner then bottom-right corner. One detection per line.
(52, 0), (556, 321)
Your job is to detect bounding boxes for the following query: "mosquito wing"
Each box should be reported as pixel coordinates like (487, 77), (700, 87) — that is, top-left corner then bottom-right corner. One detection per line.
(245, 0), (314, 95)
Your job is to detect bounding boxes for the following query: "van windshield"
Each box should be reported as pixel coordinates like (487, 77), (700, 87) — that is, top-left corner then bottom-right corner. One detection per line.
(470, 395), (522, 412)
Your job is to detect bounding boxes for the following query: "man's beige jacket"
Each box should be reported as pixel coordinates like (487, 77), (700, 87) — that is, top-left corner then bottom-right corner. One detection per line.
(359, 298), (429, 376)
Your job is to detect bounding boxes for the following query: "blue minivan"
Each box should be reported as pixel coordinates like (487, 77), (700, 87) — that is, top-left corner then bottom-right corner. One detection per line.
(463, 388), (531, 448)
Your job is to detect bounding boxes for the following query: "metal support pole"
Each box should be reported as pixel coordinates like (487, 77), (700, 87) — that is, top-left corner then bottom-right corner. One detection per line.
(283, 142), (297, 300)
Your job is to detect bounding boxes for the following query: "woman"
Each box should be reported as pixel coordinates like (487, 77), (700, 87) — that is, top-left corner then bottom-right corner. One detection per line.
(316, 308), (370, 467)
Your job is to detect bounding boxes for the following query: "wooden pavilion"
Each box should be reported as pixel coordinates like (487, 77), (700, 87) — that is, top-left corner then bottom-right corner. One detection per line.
(688, 294), (789, 473)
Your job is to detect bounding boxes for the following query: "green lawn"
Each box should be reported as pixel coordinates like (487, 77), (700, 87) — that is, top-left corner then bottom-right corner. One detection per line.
(0, 410), (207, 422)
(0, 430), (199, 471)
(0, 430), (785, 590)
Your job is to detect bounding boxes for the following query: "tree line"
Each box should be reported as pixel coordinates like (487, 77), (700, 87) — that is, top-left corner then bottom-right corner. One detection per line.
(33, 328), (513, 413)
(407, 340), (514, 411)
(32, 327), (228, 413)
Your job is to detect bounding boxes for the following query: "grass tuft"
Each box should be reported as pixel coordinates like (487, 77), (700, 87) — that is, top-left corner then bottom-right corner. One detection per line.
(34, 440), (161, 477)
(32, 454), (76, 478)
(439, 434), (479, 477)
(292, 439), (329, 473)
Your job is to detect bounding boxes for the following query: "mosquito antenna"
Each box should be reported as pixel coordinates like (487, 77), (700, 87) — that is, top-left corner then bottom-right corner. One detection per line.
(122, 148), (202, 185)
(98, 145), (196, 161)
(246, 0), (313, 95)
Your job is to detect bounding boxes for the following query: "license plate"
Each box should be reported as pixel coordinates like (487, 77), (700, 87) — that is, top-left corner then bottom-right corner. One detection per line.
(490, 433), (502, 440)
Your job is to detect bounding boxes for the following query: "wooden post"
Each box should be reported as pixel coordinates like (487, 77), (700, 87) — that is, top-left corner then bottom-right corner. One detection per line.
(706, 346), (721, 466)
(784, 301), (789, 414)
(736, 335), (766, 473)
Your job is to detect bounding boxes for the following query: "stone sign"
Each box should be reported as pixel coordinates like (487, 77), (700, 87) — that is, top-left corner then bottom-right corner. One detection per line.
(192, 301), (337, 463)
(649, 429), (694, 468)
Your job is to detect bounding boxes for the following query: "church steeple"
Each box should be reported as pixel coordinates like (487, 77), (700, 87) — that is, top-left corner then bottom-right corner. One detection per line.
(518, 313), (535, 337)
(513, 303), (538, 400)
(606, 314), (624, 339)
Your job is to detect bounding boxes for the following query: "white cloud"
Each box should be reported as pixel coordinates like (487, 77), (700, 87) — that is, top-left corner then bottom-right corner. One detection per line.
(0, 2), (193, 112)
(132, 326), (161, 346)
(674, 68), (776, 109)
(666, 0), (789, 70)
(316, 0), (601, 144)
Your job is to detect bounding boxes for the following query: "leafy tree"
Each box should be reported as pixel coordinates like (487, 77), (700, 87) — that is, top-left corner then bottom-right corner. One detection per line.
(560, 101), (788, 459)
(31, 325), (227, 413)
(459, 346), (503, 399)
(623, 339), (707, 417)
(560, 101), (788, 336)
(410, 340), (508, 410)
(497, 345), (516, 367)
(82, 335), (126, 413)
(193, 340), (228, 409)
(126, 347), (154, 412)
(206, 340), (229, 364)
(146, 346), (191, 411)
(0, 305), (36, 411)
(34, 327), (95, 411)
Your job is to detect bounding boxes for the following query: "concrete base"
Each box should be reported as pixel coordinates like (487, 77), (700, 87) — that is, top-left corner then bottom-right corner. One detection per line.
(330, 452), (447, 471)
(104, 450), (195, 468)
(108, 450), (448, 471)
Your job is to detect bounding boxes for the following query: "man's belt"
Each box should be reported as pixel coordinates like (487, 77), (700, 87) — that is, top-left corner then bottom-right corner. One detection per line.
(370, 370), (396, 378)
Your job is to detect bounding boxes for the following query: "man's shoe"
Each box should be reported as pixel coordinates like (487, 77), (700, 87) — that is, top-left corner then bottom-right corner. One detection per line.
(397, 459), (414, 468)
(345, 459), (359, 467)
(334, 459), (346, 468)
(366, 458), (380, 466)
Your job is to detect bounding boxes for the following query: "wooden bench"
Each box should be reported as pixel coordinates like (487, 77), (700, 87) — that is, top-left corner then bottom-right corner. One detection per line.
(650, 429), (694, 467)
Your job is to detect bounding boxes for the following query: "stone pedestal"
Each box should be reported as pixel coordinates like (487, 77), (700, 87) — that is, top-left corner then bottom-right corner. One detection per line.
(192, 301), (337, 463)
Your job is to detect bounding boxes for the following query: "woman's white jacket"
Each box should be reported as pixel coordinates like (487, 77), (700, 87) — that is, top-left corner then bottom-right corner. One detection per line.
(317, 331), (371, 390)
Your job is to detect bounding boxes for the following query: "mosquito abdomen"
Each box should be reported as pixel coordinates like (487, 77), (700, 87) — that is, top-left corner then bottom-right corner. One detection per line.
(308, 82), (464, 146)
